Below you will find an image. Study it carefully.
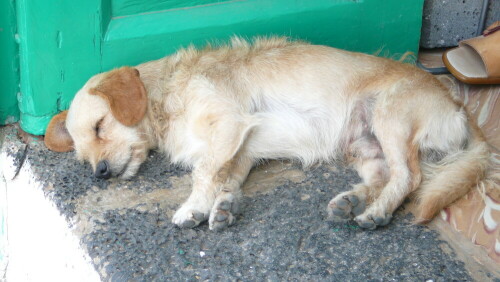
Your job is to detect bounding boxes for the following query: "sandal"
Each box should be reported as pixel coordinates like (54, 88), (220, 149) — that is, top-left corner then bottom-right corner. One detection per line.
(443, 21), (500, 84)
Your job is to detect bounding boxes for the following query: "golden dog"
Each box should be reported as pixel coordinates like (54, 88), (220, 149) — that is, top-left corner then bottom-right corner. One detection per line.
(45, 37), (496, 231)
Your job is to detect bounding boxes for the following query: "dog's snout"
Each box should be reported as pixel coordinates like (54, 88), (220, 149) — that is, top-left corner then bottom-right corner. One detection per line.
(95, 160), (111, 179)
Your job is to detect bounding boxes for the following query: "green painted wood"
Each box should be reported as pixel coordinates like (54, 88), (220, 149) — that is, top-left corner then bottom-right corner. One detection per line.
(16, 0), (103, 135)
(0, 0), (20, 125)
(17, 0), (424, 135)
(103, 0), (424, 70)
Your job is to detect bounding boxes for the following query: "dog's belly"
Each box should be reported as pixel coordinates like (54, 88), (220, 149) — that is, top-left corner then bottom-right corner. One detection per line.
(245, 104), (347, 165)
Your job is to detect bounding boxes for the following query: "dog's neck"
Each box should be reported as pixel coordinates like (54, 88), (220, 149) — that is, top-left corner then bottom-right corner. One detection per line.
(135, 57), (177, 151)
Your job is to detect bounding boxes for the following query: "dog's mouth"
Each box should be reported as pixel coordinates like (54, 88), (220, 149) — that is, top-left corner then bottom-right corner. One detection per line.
(95, 147), (145, 180)
(115, 155), (132, 179)
(94, 154), (132, 180)
(116, 161), (130, 178)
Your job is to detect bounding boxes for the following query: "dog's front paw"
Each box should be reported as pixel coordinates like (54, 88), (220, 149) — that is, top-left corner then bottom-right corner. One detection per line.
(172, 205), (209, 229)
(327, 193), (366, 221)
(209, 193), (240, 232)
(354, 205), (392, 230)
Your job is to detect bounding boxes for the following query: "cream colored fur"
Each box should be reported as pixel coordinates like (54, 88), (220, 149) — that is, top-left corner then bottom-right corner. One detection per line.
(47, 37), (497, 230)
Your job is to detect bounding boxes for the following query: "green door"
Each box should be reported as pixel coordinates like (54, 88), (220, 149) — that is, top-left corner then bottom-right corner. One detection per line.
(11, 0), (424, 135)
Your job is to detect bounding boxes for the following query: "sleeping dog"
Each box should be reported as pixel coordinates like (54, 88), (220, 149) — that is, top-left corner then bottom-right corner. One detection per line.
(45, 37), (495, 231)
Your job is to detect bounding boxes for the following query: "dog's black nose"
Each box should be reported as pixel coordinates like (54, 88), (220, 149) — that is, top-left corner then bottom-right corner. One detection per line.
(95, 160), (112, 179)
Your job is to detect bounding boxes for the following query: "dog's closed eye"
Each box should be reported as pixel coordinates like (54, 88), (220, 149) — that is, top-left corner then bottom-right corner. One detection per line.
(94, 117), (104, 138)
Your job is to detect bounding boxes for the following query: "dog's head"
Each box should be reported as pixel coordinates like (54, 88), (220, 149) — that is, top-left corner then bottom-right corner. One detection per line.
(44, 67), (150, 179)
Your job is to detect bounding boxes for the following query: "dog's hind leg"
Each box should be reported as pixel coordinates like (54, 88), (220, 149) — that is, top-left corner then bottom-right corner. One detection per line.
(353, 114), (421, 229)
(328, 136), (390, 221)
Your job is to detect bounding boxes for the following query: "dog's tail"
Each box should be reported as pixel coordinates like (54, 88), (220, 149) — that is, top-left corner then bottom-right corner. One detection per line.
(414, 121), (498, 223)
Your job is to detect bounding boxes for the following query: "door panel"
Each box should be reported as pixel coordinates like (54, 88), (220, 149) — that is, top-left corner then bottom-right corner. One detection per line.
(102, 0), (423, 69)
(15, 0), (424, 135)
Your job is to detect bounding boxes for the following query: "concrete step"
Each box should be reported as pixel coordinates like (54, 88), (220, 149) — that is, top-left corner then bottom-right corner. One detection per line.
(1, 125), (498, 281)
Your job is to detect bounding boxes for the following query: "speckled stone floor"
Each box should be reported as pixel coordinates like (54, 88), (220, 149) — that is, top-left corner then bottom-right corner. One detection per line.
(0, 127), (497, 281)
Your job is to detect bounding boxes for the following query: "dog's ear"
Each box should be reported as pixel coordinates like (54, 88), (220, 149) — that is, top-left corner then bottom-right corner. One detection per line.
(89, 67), (147, 126)
(44, 111), (74, 152)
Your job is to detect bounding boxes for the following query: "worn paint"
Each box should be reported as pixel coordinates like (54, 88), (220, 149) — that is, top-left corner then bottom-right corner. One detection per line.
(19, 113), (54, 136)
(15, 0), (424, 135)
(3, 116), (18, 125)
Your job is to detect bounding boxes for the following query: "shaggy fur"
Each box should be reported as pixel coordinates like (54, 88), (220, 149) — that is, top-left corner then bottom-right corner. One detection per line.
(45, 37), (497, 231)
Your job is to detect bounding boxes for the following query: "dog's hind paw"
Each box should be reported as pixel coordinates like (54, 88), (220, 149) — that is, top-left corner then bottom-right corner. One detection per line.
(172, 206), (208, 229)
(354, 210), (392, 230)
(209, 193), (240, 232)
(327, 193), (366, 221)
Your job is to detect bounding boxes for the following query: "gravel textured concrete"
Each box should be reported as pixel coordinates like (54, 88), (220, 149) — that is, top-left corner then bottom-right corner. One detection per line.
(420, 0), (500, 48)
(1, 126), (497, 281)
